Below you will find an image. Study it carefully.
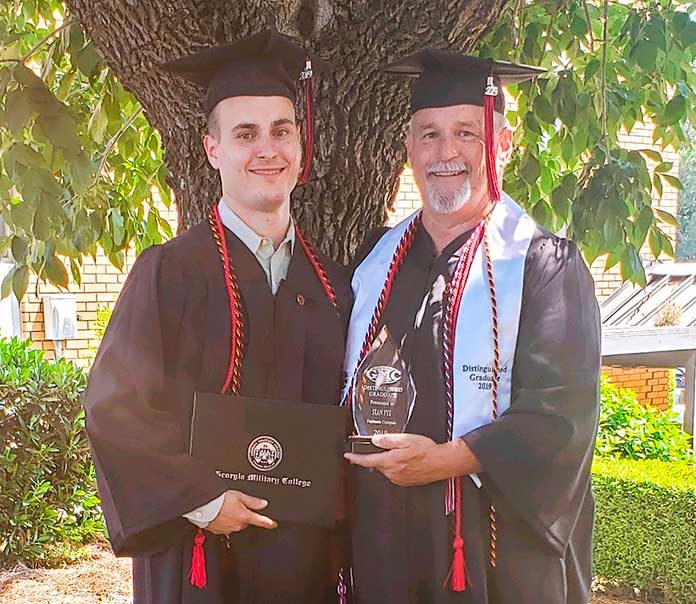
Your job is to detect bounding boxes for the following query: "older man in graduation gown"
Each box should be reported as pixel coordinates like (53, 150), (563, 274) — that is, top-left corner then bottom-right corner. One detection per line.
(84, 31), (350, 604)
(343, 51), (601, 604)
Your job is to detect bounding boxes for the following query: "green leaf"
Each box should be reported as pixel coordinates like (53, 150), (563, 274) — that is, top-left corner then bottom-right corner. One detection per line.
(34, 168), (63, 198)
(652, 171), (663, 198)
(648, 227), (661, 259)
(76, 43), (102, 78)
(45, 256), (69, 288)
(5, 88), (31, 134)
(110, 210), (125, 246)
(1, 268), (13, 299)
(663, 94), (686, 125)
(605, 252), (621, 271)
(639, 149), (662, 162)
(630, 40), (658, 71)
(584, 59), (600, 82)
(87, 100), (108, 143)
(653, 162), (672, 174)
(533, 95), (555, 124)
(570, 15), (589, 38)
(12, 265), (29, 300)
(32, 205), (51, 241)
(13, 64), (44, 88)
(36, 113), (81, 152)
(661, 174), (683, 190)
(603, 218), (622, 250)
(521, 153), (541, 185)
(9, 201), (35, 232)
(69, 257), (82, 286)
(659, 230), (675, 258)
(676, 21), (696, 48)
(655, 209), (678, 227)
(66, 151), (93, 193)
(620, 245), (646, 286)
(10, 235), (28, 263)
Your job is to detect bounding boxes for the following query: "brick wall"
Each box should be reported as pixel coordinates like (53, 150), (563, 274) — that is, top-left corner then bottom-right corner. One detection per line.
(602, 365), (672, 411)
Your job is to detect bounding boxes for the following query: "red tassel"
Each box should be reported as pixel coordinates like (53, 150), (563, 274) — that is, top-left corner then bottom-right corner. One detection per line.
(444, 477), (468, 592)
(189, 528), (207, 589)
(299, 58), (314, 185)
(484, 77), (501, 203)
(448, 537), (467, 592)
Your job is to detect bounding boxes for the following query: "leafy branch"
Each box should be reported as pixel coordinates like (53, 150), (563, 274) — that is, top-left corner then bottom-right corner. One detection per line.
(0, 19), (76, 65)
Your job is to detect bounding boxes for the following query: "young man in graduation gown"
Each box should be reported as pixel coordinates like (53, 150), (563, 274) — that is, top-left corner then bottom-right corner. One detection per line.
(84, 30), (350, 604)
(343, 51), (601, 604)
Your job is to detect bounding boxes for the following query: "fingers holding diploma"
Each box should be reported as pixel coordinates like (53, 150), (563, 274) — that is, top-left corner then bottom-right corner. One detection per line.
(206, 489), (278, 534)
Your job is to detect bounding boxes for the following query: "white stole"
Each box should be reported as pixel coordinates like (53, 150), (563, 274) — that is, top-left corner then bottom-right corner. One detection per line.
(342, 193), (536, 440)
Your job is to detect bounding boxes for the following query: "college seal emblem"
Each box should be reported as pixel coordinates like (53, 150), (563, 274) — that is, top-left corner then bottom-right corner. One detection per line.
(247, 435), (283, 472)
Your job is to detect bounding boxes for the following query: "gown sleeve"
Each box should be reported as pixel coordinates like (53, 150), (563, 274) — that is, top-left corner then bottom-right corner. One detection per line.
(461, 234), (601, 554)
(84, 244), (227, 556)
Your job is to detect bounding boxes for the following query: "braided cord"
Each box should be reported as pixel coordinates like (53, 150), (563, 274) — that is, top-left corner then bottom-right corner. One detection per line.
(483, 227), (500, 568)
(209, 207), (245, 395)
(295, 228), (340, 315)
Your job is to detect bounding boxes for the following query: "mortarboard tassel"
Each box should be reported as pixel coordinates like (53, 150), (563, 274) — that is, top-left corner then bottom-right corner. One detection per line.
(299, 58), (314, 185)
(189, 528), (207, 589)
(444, 476), (468, 592)
(483, 76), (501, 203)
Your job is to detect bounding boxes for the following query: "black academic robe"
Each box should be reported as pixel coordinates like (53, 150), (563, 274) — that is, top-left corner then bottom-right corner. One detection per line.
(84, 219), (351, 604)
(350, 223), (601, 604)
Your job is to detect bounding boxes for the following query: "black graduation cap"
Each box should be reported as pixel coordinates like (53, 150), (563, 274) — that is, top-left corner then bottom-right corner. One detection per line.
(162, 29), (327, 184)
(385, 50), (545, 201)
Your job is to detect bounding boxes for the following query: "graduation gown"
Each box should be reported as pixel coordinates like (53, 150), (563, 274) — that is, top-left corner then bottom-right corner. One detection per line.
(84, 219), (351, 604)
(350, 223), (600, 604)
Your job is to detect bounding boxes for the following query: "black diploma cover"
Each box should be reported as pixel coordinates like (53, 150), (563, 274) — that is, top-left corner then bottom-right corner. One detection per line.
(190, 393), (347, 527)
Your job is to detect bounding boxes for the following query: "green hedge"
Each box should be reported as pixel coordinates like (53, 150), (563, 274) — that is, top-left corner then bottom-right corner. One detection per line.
(0, 338), (104, 568)
(593, 458), (696, 603)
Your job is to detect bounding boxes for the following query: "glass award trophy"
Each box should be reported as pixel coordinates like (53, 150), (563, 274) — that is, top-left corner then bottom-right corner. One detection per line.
(349, 325), (417, 453)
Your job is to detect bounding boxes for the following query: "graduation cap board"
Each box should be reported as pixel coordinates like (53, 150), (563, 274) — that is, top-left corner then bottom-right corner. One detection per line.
(162, 29), (328, 184)
(384, 49), (545, 201)
(190, 393), (347, 527)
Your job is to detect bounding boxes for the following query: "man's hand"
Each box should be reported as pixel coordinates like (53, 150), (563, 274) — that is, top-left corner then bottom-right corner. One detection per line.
(206, 490), (277, 534)
(344, 433), (481, 486)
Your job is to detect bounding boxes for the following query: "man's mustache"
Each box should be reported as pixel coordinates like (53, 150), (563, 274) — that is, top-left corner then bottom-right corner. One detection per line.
(426, 162), (470, 176)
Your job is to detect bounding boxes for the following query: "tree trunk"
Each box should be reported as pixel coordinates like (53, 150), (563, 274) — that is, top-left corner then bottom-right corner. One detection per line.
(65, 0), (507, 260)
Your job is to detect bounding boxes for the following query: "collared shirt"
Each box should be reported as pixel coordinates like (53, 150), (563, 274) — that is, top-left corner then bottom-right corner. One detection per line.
(217, 199), (295, 295)
(183, 200), (295, 529)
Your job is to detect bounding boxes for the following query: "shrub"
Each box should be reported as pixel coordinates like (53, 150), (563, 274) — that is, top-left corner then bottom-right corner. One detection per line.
(0, 338), (104, 568)
(597, 377), (692, 462)
(593, 458), (696, 603)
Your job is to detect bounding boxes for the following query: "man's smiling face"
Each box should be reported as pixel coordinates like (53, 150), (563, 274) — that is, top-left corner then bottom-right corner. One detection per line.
(406, 103), (494, 216)
(204, 95), (302, 213)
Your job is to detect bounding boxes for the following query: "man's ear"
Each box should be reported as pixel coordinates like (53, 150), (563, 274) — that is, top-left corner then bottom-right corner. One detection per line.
(203, 133), (219, 170)
(497, 127), (513, 166)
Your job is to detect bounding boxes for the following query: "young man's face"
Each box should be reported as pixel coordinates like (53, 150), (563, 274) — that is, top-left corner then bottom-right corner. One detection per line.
(406, 103), (511, 217)
(204, 96), (302, 213)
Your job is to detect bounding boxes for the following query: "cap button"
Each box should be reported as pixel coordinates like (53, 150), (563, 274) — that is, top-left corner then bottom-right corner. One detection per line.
(296, 293), (305, 306)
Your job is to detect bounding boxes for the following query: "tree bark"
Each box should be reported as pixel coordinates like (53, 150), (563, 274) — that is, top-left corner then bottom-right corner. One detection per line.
(65, 0), (507, 260)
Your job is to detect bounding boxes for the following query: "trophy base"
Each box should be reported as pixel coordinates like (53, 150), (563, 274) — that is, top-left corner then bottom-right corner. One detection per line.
(347, 435), (385, 455)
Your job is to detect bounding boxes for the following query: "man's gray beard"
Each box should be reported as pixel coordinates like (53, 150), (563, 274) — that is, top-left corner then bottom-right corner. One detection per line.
(425, 178), (472, 214)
